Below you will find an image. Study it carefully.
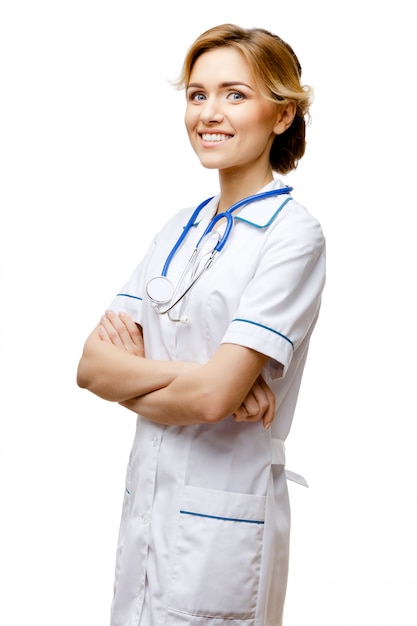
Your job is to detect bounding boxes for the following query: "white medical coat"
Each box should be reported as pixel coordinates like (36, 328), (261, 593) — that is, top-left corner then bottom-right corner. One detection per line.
(108, 179), (326, 626)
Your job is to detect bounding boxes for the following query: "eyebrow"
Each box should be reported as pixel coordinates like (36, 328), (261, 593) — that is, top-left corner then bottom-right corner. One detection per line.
(187, 81), (255, 91)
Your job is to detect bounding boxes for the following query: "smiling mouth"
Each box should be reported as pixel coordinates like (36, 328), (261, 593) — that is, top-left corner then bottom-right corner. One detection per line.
(200, 133), (233, 142)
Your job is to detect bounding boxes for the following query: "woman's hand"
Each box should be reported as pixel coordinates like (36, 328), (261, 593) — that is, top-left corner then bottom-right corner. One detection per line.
(233, 374), (276, 430)
(99, 310), (144, 357)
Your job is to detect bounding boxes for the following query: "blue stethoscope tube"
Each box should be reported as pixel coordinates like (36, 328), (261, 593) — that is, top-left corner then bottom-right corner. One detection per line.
(161, 186), (292, 277)
(146, 186), (292, 316)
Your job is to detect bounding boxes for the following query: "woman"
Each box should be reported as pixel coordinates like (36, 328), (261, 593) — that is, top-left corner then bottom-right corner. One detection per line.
(77, 23), (326, 626)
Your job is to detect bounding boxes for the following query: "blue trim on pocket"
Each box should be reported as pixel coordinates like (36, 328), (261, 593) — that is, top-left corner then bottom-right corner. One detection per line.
(180, 510), (264, 525)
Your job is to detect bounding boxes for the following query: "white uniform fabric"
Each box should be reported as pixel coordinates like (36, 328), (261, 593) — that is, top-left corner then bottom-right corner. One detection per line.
(108, 179), (326, 626)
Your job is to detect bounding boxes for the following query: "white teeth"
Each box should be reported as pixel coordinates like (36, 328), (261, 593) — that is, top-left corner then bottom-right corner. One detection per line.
(201, 133), (231, 142)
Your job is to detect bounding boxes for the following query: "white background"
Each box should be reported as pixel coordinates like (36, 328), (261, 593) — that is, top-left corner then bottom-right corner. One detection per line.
(1, 1), (416, 624)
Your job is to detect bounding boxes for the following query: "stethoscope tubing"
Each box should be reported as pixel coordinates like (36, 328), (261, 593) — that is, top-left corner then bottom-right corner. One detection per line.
(155, 249), (218, 316)
(161, 186), (292, 277)
(162, 196), (213, 277)
(149, 186), (293, 319)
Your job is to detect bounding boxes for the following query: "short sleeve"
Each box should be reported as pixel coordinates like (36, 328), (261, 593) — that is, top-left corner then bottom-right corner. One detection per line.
(107, 237), (157, 325)
(221, 202), (326, 377)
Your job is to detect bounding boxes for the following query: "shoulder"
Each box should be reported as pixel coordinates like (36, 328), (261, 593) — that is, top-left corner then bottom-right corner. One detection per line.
(269, 197), (325, 255)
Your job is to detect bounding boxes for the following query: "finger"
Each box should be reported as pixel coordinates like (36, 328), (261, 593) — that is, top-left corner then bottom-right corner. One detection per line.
(118, 312), (144, 355)
(262, 404), (275, 429)
(257, 376), (276, 429)
(245, 379), (270, 418)
(239, 390), (261, 417)
(233, 404), (249, 422)
(100, 314), (125, 347)
(233, 380), (266, 422)
(241, 377), (275, 427)
(118, 311), (139, 336)
(103, 310), (139, 353)
(98, 323), (111, 343)
(114, 314), (143, 355)
(234, 388), (266, 424)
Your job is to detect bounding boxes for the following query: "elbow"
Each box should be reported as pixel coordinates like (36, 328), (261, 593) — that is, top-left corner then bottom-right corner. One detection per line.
(76, 357), (101, 395)
(201, 410), (224, 425)
(76, 365), (116, 402)
(76, 358), (92, 390)
(75, 331), (125, 402)
(76, 356), (123, 402)
(194, 387), (235, 425)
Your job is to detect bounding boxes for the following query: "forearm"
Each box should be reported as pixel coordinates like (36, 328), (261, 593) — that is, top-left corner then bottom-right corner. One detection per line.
(76, 326), (195, 402)
(120, 389), (203, 425)
(78, 319), (275, 429)
(119, 344), (271, 426)
(119, 373), (214, 425)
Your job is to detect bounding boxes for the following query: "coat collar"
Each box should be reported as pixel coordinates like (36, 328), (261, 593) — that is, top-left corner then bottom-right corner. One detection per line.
(195, 179), (292, 230)
(233, 179), (292, 228)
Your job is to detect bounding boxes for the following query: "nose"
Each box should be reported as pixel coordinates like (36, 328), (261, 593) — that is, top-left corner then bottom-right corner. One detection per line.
(199, 96), (224, 124)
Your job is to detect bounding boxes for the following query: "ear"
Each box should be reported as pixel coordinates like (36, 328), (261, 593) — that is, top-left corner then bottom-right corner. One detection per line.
(273, 101), (297, 135)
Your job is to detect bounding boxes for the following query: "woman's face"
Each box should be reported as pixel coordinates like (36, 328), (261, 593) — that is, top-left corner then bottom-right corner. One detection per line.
(185, 47), (287, 176)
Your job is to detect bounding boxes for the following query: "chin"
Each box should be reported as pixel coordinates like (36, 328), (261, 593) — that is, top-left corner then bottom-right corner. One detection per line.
(199, 162), (220, 170)
(196, 154), (228, 170)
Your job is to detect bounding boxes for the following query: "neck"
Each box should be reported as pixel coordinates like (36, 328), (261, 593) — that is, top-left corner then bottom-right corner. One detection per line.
(216, 167), (274, 213)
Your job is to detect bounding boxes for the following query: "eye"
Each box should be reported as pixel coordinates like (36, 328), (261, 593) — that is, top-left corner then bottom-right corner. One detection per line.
(187, 91), (206, 102)
(228, 91), (245, 102)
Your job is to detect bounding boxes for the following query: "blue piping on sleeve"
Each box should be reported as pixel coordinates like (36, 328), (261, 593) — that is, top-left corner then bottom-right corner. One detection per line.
(232, 318), (294, 350)
(116, 293), (143, 302)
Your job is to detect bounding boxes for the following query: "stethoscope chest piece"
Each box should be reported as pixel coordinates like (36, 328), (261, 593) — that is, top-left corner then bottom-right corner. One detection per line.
(146, 276), (175, 304)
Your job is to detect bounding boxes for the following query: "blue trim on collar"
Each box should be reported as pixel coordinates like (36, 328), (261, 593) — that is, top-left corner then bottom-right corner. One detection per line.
(234, 197), (292, 229)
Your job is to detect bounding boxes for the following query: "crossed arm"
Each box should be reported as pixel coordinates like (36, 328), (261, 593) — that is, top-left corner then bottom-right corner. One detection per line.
(76, 310), (278, 428)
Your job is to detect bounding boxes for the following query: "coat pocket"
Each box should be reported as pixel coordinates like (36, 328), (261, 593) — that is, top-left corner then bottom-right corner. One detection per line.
(166, 484), (266, 623)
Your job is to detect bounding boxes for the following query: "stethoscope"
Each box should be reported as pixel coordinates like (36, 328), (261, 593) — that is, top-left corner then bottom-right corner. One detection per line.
(146, 186), (292, 322)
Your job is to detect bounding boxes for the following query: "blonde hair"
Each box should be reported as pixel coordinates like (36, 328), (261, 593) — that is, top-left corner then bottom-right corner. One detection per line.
(174, 24), (314, 174)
